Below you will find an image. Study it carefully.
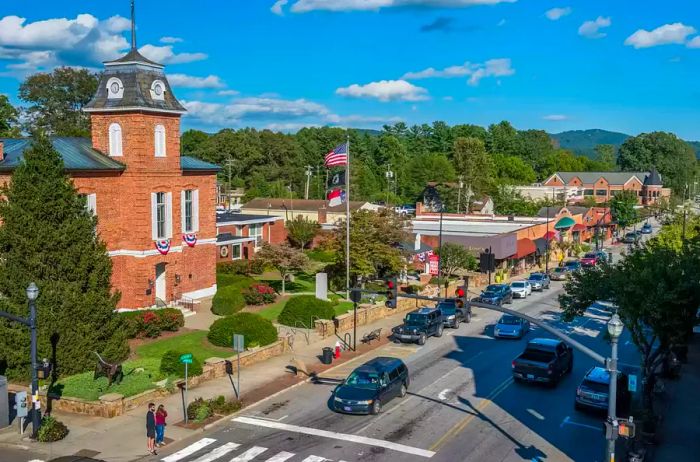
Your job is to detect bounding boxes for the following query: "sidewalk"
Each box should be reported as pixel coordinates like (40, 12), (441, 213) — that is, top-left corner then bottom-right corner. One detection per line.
(651, 335), (700, 461)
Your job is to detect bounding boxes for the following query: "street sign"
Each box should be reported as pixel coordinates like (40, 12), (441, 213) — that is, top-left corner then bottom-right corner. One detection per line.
(179, 353), (193, 364)
(233, 334), (245, 353)
(429, 255), (439, 276)
(628, 374), (637, 392)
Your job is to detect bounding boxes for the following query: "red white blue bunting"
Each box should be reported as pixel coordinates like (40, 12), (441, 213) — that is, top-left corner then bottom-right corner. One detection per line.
(154, 239), (171, 255)
(183, 233), (197, 247)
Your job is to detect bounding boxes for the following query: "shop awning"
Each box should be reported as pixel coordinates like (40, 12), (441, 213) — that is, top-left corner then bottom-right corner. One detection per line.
(544, 230), (558, 241)
(514, 238), (536, 259)
(534, 237), (548, 256)
(554, 216), (576, 230)
(572, 223), (587, 232)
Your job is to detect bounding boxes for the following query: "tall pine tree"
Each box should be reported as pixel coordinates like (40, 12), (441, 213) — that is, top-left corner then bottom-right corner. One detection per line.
(0, 135), (128, 380)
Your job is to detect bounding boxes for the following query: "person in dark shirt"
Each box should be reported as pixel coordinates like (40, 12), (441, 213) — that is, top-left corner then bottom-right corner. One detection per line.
(146, 402), (156, 455)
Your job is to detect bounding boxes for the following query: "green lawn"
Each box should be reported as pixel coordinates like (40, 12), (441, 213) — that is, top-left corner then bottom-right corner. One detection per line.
(135, 330), (233, 363)
(257, 297), (353, 322)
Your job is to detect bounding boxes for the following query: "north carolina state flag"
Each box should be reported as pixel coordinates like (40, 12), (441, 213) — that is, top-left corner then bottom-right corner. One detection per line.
(327, 188), (346, 207)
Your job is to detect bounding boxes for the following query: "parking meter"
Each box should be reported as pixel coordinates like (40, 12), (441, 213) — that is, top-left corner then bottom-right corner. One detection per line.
(15, 391), (28, 418)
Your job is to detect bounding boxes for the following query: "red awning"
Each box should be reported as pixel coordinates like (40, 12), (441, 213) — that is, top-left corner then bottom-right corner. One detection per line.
(514, 238), (537, 259)
(544, 231), (558, 241)
(572, 224), (587, 232)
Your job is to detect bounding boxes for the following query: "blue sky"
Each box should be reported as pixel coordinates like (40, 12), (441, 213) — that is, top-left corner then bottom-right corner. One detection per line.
(1, 1), (700, 139)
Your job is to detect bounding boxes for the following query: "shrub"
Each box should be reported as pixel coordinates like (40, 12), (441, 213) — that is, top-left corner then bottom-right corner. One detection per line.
(187, 396), (242, 422)
(243, 284), (276, 305)
(217, 260), (252, 275)
(278, 295), (335, 327)
(187, 397), (211, 421)
(210, 395), (243, 415)
(37, 416), (69, 442)
(119, 308), (184, 339)
(211, 285), (246, 316)
(248, 258), (266, 274)
(160, 350), (203, 377)
(207, 313), (278, 349)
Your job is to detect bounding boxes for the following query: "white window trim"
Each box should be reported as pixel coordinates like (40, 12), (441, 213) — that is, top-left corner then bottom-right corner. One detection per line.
(154, 124), (166, 157)
(106, 77), (124, 99)
(232, 243), (242, 260)
(249, 223), (264, 250)
(86, 193), (97, 216)
(180, 189), (199, 234)
(150, 80), (166, 101)
(108, 123), (123, 157)
(152, 192), (173, 240)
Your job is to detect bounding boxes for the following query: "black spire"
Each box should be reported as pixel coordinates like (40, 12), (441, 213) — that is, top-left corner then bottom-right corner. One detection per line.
(131, 0), (137, 51)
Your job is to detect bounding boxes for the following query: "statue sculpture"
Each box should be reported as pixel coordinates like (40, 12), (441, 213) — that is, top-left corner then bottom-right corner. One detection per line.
(93, 352), (124, 386)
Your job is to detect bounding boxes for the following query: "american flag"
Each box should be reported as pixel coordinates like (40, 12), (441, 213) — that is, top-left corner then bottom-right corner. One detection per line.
(324, 142), (348, 167)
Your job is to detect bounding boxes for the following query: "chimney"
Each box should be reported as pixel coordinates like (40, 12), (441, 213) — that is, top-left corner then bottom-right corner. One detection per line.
(0, 140), (4, 162)
(416, 202), (424, 216)
(414, 233), (422, 251)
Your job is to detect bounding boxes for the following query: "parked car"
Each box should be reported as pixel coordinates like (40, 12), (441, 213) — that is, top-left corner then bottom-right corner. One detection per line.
(512, 338), (574, 386)
(575, 366), (631, 415)
(478, 284), (513, 306)
(641, 223), (653, 234)
(580, 252), (604, 267)
(510, 281), (532, 299)
(494, 314), (530, 339)
(437, 299), (471, 328)
(392, 307), (444, 345)
(394, 205), (416, 216)
(622, 232), (639, 244)
(332, 357), (409, 415)
(527, 272), (551, 291)
(563, 260), (582, 273)
(549, 266), (571, 281)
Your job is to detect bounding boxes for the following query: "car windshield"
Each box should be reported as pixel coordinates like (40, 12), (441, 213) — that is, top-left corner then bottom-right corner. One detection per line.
(584, 253), (597, 259)
(345, 371), (380, 389)
(511, 282), (526, 288)
(529, 274), (544, 280)
(405, 314), (427, 325)
(626, 233), (636, 238)
(565, 261), (579, 267)
(482, 291), (498, 298)
(498, 315), (520, 325)
(553, 267), (567, 273)
(439, 306), (456, 315)
(486, 285), (501, 292)
(581, 379), (609, 393)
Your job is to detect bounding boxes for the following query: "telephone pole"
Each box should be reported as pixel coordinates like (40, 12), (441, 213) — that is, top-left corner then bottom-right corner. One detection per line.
(304, 165), (313, 200)
(223, 157), (235, 210)
(457, 175), (464, 214)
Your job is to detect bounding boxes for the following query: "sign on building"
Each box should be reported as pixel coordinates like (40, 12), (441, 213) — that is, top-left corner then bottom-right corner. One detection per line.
(429, 255), (439, 276)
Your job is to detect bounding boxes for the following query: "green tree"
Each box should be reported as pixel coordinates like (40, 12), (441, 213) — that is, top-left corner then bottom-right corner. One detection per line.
(255, 243), (309, 295)
(435, 243), (477, 280)
(19, 67), (98, 137)
(286, 216), (320, 249)
(0, 95), (21, 137)
(0, 135), (128, 380)
(404, 153), (456, 200)
(181, 129), (210, 155)
(492, 186), (542, 216)
(594, 144), (616, 169)
(492, 154), (537, 185)
(609, 190), (639, 229)
(617, 132), (696, 195)
(487, 121), (520, 157)
(453, 137), (494, 200)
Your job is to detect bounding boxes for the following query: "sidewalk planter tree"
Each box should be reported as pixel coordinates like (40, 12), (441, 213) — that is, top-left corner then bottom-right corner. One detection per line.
(255, 243), (309, 295)
(207, 313), (277, 349)
(0, 135), (128, 379)
(435, 243), (477, 281)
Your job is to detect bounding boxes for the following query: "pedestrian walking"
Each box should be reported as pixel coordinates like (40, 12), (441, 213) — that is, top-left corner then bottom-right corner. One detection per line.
(155, 404), (168, 447)
(146, 402), (157, 455)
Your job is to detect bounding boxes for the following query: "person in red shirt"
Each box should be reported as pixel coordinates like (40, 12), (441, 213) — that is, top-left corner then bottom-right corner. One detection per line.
(155, 404), (168, 447)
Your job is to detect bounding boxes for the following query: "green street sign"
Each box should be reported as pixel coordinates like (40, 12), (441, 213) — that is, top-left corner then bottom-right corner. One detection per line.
(179, 353), (193, 364)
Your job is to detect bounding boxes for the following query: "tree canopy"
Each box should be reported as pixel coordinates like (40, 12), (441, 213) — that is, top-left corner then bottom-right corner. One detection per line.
(0, 95), (21, 137)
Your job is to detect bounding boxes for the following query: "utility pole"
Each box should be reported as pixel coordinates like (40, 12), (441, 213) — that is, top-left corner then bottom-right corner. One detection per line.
(385, 165), (394, 206)
(223, 157), (235, 211)
(457, 176), (464, 214)
(304, 165), (313, 200)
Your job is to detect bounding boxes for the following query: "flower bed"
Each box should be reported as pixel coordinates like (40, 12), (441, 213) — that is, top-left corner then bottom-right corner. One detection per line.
(243, 283), (276, 305)
(119, 308), (184, 339)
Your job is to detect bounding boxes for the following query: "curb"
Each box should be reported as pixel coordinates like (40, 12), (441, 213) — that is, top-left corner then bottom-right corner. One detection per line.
(0, 441), (31, 451)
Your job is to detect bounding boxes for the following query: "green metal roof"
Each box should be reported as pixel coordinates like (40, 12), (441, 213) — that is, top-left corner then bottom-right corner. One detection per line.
(554, 216), (576, 229)
(0, 137), (125, 172)
(181, 156), (221, 172)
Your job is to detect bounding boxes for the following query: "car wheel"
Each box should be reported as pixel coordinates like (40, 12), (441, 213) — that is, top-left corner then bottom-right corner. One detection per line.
(418, 333), (426, 345)
(371, 400), (382, 415)
(465, 311), (472, 323)
(454, 319), (461, 329)
(399, 383), (407, 398)
(436, 325), (444, 337)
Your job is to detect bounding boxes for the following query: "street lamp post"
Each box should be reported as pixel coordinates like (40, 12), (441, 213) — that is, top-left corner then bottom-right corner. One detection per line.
(605, 313), (624, 462)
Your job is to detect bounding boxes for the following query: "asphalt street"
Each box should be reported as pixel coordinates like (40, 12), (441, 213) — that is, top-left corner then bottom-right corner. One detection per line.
(149, 240), (644, 462)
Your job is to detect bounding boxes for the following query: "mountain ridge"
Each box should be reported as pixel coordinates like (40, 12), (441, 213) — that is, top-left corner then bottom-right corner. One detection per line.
(550, 128), (700, 158)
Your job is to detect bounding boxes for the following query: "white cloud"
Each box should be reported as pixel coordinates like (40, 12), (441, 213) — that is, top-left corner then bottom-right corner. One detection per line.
(545, 7), (571, 21)
(443, 96), (454, 101)
(160, 36), (183, 44)
(335, 79), (429, 102)
(284, 0), (516, 14)
(218, 89), (241, 96)
(624, 23), (696, 49)
(402, 58), (514, 86)
(271, 0), (289, 15)
(183, 96), (331, 126)
(578, 16), (611, 39)
(543, 114), (568, 121)
(139, 44), (207, 64)
(687, 36), (700, 48)
(266, 122), (320, 132)
(168, 74), (225, 89)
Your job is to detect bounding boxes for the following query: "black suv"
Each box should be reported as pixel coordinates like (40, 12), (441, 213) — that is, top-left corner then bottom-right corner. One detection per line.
(575, 366), (631, 415)
(392, 307), (444, 345)
(437, 299), (471, 328)
(332, 357), (410, 415)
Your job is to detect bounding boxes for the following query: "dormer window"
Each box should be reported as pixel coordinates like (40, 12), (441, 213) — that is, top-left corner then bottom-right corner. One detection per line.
(108, 123), (123, 157)
(154, 124), (166, 157)
(106, 77), (124, 99)
(150, 80), (166, 101)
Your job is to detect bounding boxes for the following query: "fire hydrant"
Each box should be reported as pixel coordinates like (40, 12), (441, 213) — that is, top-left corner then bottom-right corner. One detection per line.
(334, 341), (341, 359)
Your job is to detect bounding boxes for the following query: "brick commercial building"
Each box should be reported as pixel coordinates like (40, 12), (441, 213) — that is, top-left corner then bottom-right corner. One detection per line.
(216, 211), (286, 262)
(0, 46), (220, 309)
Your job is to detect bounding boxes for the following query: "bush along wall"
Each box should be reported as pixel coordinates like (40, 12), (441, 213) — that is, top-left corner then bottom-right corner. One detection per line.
(119, 308), (184, 338)
(277, 295), (335, 328)
(207, 313), (278, 349)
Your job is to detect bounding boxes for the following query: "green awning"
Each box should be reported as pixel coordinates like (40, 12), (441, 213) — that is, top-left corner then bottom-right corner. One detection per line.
(554, 216), (576, 229)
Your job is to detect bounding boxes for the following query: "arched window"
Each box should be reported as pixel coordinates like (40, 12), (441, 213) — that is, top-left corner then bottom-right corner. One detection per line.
(154, 124), (166, 157)
(108, 123), (123, 157)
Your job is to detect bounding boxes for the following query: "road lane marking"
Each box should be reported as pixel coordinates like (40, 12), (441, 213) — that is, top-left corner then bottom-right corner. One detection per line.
(560, 416), (603, 432)
(428, 375), (514, 452)
(232, 416), (435, 458)
(230, 446), (268, 461)
(299, 457), (330, 462)
(438, 389), (450, 401)
(191, 442), (241, 462)
(526, 408), (545, 420)
(161, 438), (218, 462)
(263, 452), (295, 462)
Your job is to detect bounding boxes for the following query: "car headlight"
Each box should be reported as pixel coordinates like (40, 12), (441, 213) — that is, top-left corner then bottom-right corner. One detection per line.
(334, 396), (343, 403)
(412, 328), (418, 334)
(447, 315), (455, 320)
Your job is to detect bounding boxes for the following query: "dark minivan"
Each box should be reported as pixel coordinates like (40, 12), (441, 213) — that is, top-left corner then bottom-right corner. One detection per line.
(332, 357), (409, 415)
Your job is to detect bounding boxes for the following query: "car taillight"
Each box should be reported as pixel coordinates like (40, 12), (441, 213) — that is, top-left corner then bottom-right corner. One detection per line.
(511, 361), (516, 369)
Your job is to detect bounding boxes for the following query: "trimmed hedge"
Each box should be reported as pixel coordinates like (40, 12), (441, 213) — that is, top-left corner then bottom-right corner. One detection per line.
(207, 313), (278, 349)
(212, 274), (255, 316)
(160, 349), (203, 377)
(119, 308), (184, 339)
(278, 295), (335, 327)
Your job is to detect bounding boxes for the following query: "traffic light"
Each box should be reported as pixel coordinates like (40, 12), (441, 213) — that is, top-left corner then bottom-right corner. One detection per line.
(618, 420), (635, 439)
(455, 285), (468, 309)
(479, 250), (496, 273)
(385, 278), (398, 308)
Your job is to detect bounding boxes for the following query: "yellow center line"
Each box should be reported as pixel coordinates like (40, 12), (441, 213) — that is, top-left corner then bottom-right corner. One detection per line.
(429, 375), (514, 452)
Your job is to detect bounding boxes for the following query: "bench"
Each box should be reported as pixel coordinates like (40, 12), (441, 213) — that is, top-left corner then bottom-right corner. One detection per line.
(361, 328), (382, 344)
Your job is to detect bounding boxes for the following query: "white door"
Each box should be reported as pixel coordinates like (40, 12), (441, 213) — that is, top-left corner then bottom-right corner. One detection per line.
(155, 263), (166, 301)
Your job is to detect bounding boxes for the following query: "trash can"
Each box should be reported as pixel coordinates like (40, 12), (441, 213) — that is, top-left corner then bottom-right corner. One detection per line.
(321, 347), (333, 365)
(0, 376), (9, 429)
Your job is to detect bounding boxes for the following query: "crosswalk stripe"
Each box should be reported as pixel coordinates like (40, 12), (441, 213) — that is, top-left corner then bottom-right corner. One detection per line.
(299, 457), (330, 462)
(191, 442), (241, 462)
(229, 446), (268, 462)
(161, 438), (217, 462)
(263, 452), (296, 462)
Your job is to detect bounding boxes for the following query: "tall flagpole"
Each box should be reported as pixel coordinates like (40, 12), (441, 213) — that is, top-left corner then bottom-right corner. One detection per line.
(345, 134), (351, 299)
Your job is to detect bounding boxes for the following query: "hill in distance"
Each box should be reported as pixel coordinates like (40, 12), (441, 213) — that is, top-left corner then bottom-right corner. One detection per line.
(550, 129), (700, 159)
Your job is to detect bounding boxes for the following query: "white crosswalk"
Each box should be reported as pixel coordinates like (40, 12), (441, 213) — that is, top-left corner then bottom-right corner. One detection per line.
(161, 438), (348, 462)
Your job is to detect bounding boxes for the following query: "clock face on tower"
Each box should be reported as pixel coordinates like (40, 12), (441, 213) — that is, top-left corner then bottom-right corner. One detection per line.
(110, 82), (120, 94)
(150, 80), (166, 100)
(153, 83), (163, 96)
